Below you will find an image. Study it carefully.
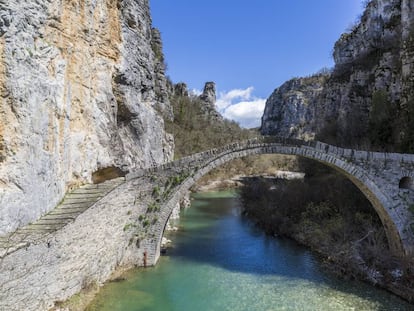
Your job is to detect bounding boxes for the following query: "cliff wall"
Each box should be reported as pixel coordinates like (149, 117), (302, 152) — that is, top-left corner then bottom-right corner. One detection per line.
(261, 74), (327, 140)
(261, 0), (414, 150)
(0, 0), (173, 235)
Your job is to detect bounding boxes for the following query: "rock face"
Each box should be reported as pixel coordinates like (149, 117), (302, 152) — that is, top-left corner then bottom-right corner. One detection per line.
(171, 81), (222, 121)
(261, 0), (414, 149)
(0, 0), (173, 235)
(199, 81), (216, 107)
(174, 82), (189, 97)
(261, 74), (327, 140)
(198, 81), (223, 120)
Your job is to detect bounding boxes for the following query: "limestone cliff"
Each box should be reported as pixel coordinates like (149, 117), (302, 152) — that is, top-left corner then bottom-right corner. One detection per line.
(261, 74), (327, 140)
(261, 0), (414, 150)
(198, 81), (223, 121)
(0, 0), (173, 235)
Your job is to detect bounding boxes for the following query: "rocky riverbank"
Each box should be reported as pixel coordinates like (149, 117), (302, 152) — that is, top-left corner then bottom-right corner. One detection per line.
(194, 170), (304, 192)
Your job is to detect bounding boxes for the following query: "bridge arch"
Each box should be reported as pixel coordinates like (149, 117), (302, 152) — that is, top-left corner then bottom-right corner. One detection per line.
(140, 139), (414, 264)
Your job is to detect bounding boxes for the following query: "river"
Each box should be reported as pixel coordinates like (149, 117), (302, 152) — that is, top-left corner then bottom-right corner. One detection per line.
(86, 191), (412, 310)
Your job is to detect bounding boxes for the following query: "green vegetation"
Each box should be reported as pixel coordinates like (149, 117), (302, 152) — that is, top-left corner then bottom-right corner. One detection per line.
(399, 99), (414, 153)
(166, 90), (298, 184)
(318, 26), (414, 153)
(151, 28), (165, 63)
(123, 223), (136, 232)
(151, 172), (193, 204)
(317, 87), (414, 153)
(152, 185), (161, 198)
(146, 202), (160, 213)
(163, 80), (414, 294)
(408, 204), (414, 215)
(26, 48), (33, 57)
(165, 93), (255, 158)
(240, 158), (414, 288)
(240, 160), (379, 246)
(165, 172), (191, 189)
(368, 90), (396, 150)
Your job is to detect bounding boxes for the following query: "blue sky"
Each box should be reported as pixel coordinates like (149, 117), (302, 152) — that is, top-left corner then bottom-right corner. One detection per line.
(150, 0), (365, 128)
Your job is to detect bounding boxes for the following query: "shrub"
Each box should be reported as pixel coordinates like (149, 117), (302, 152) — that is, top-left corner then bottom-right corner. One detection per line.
(146, 202), (160, 213)
(239, 158), (386, 263)
(165, 93), (256, 159)
(368, 90), (396, 149)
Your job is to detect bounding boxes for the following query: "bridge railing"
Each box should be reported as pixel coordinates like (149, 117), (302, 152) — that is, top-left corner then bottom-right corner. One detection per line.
(126, 136), (414, 181)
(126, 136), (312, 180)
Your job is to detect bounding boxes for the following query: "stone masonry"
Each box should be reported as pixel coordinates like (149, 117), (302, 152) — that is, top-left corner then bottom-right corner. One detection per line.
(130, 137), (414, 264)
(1, 137), (414, 309)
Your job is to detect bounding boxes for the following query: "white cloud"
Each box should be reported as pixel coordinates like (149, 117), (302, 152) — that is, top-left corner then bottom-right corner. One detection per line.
(189, 88), (202, 96)
(216, 87), (254, 110)
(222, 99), (266, 128)
(215, 87), (266, 128)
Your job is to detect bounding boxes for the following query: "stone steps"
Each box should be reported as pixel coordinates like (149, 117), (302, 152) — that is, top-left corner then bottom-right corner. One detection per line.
(64, 193), (105, 199)
(41, 214), (77, 220)
(57, 202), (94, 209)
(0, 177), (125, 258)
(48, 208), (89, 215)
(32, 218), (73, 226)
(19, 225), (61, 232)
(62, 198), (103, 205)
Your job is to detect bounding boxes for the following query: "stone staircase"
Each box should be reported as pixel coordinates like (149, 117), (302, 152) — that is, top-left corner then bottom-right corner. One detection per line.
(0, 177), (125, 258)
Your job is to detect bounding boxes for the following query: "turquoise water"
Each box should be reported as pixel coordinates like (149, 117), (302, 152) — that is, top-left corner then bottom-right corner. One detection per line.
(87, 191), (412, 310)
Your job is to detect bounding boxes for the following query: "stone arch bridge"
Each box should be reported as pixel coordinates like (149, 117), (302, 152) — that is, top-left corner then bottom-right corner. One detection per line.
(126, 137), (414, 265)
(2, 136), (414, 310)
(4, 137), (414, 310)
(2, 137), (414, 266)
